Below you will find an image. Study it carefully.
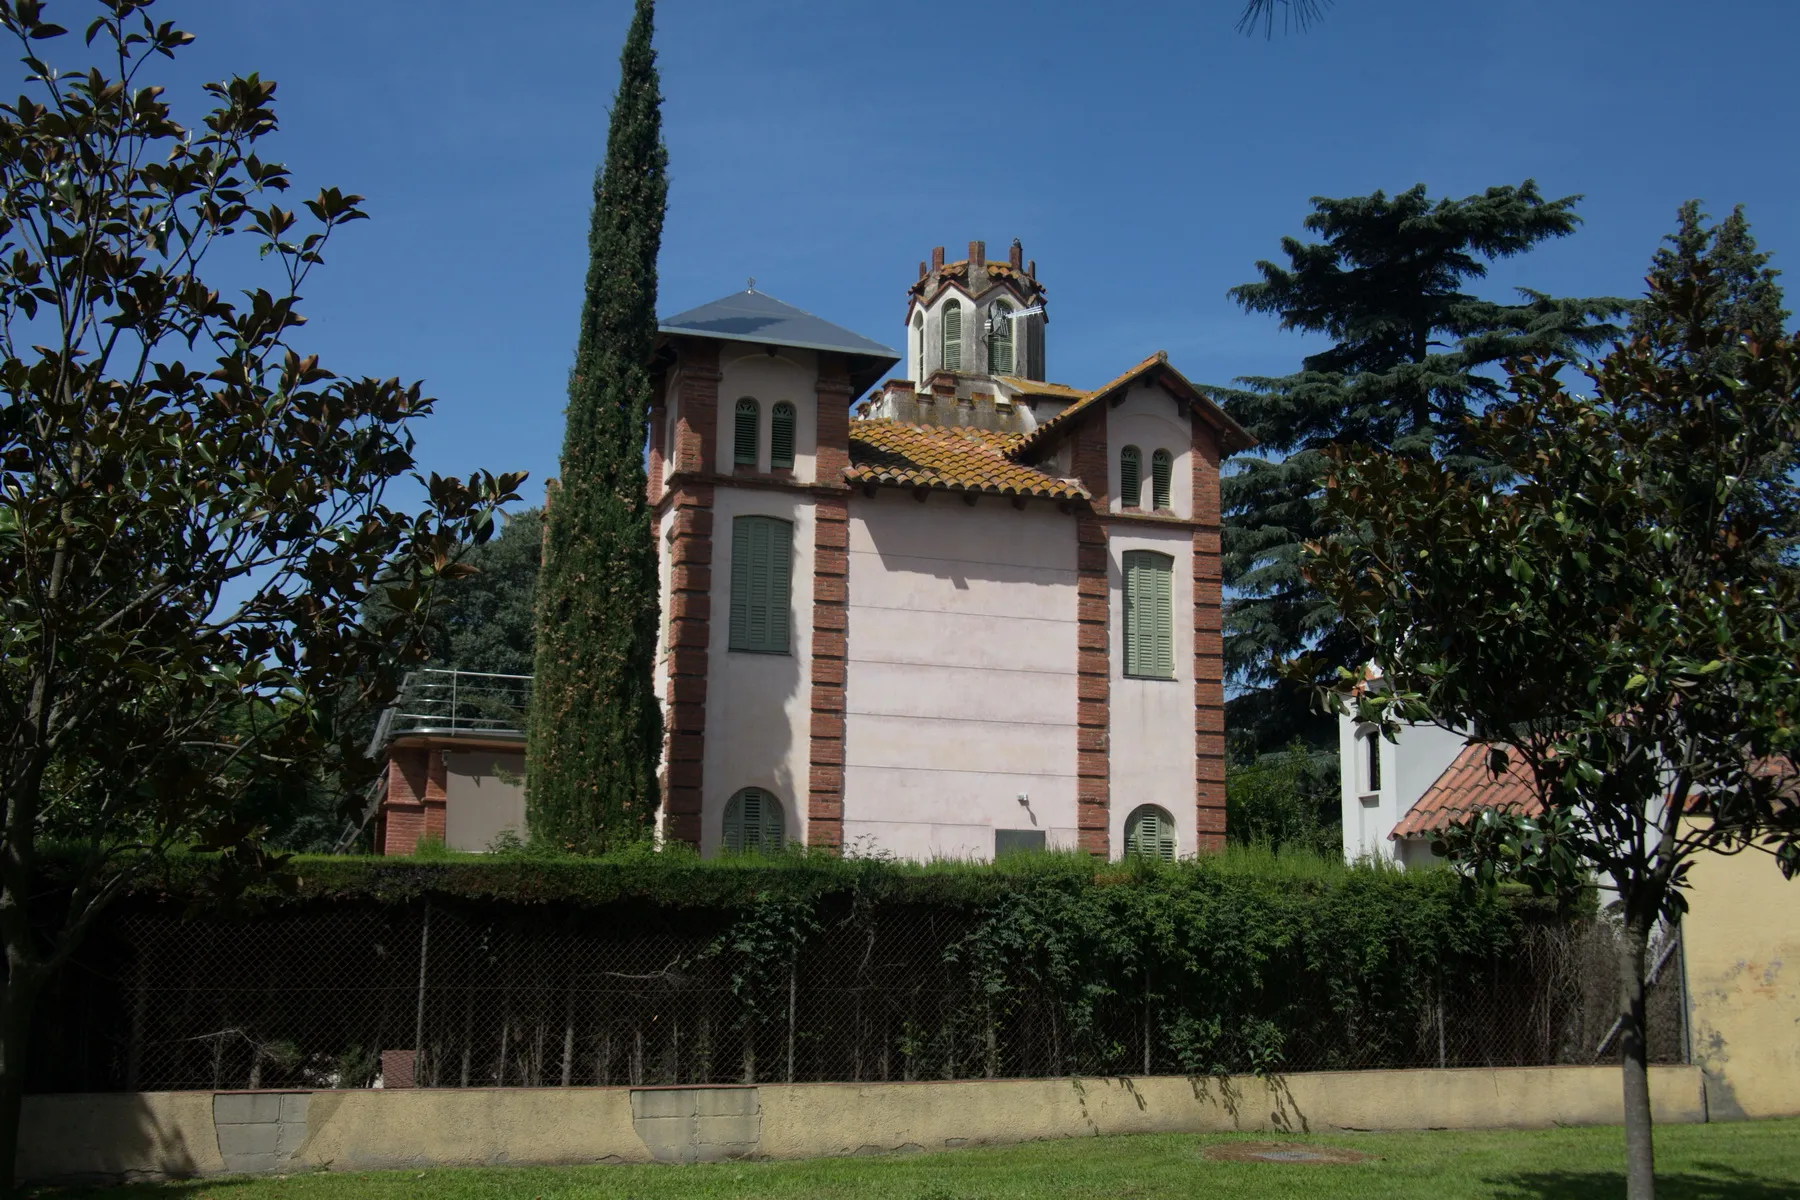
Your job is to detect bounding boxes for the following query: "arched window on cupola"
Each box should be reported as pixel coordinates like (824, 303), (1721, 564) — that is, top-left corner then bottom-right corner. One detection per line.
(770, 403), (796, 471)
(913, 312), (926, 381)
(941, 301), (964, 372)
(987, 301), (1014, 374)
(1119, 445), (1142, 508)
(722, 787), (786, 854)
(1151, 449), (1173, 511)
(733, 398), (759, 468)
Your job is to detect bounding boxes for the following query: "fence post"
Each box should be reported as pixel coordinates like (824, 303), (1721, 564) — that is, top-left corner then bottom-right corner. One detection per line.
(786, 959), (797, 1084)
(413, 897), (432, 1084)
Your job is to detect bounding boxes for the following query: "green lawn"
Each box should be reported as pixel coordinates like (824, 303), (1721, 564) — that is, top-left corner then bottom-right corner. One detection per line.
(38, 1120), (1800, 1200)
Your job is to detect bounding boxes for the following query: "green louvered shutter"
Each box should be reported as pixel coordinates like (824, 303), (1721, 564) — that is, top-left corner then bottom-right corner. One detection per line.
(1120, 446), (1141, 508)
(942, 303), (963, 371)
(730, 516), (791, 653)
(730, 518), (753, 649)
(987, 302), (1013, 374)
(770, 403), (796, 470)
(724, 788), (786, 854)
(1126, 806), (1176, 862)
(734, 398), (759, 467)
(1151, 449), (1173, 510)
(1124, 551), (1173, 678)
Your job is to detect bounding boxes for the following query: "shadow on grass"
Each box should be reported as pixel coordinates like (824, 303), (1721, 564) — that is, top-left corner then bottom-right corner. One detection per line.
(1490, 1162), (1797, 1200)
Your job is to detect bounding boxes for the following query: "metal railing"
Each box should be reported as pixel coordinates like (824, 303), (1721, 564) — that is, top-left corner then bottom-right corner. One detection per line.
(389, 669), (531, 739)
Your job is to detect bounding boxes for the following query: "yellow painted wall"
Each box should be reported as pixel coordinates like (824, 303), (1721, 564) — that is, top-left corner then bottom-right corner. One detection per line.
(1682, 842), (1800, 1118)
(19, 1065), (1703, 1184)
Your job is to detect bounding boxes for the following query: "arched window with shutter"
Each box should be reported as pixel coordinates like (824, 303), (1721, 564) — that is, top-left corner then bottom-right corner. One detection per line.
(1123, 550), (1174, 679)
(914, 312), (926, 381)
(722, 787), (786, 854)
(1151, 449), (1173, 511)
(729, 516), (793, 653)
(770, 402), (796, 471)
(941, 301), (963, 372)
(1119, 446), (1142, 509)
(1124, 805), (1177, 862)
(733, 398), (759, 468)
(987, 301), (1013, 374)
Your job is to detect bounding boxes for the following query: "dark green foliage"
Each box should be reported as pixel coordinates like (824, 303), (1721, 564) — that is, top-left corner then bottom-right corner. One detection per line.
(528, 0), (668, 853)
(1226, 741), (1340, 856)
(422, 507), (542, 676)
(61, 847), (1537, 1079)
(1307, 251), (1800, 1199)
(1220, 182), (1632, 755)
(1632, 202), (1795, 560)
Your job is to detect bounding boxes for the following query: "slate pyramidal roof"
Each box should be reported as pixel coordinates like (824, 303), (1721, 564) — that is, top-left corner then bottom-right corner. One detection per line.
(659, 289), (899, 361)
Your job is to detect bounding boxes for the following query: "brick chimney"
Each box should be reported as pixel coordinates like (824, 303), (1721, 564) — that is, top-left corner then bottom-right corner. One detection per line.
(1009, 239), (1023, 269)
(930, 245), (945, 271)
(968, 240), (986, 267)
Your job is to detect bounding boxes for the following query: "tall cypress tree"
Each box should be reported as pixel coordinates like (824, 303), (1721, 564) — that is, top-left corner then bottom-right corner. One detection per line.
(528, 0), (668, 852)
(1220, 182), (1632, 756)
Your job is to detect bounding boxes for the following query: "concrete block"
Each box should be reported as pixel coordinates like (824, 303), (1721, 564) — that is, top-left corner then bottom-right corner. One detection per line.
(631, 1089), (695, 1120)
(695, 1114), (761, 1147)
(215, 1122), (279, 1157)
(632, 1115), (693, 1163)
(694, 1088), (758, 1117)
(274, 1119), (308, 1158)
(277, 1093), (311, 1127)
(213, 1093), (282, 1125)
(221, 1152), (283, 1175)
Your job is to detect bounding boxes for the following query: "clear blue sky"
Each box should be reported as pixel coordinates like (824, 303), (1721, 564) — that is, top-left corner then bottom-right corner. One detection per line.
(90, 0), (1800, 506)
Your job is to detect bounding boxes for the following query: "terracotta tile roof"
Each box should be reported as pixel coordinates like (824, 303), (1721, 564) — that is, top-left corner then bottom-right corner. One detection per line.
(1391, 742), (1544, 840)
(846, 420), (1087, 500)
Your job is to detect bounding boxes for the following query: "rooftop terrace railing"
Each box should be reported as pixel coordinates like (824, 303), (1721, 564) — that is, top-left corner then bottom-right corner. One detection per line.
(388, 668), (531, 740)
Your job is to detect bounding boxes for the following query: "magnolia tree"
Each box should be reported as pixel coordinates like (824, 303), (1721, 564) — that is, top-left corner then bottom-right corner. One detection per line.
(0, 0), (521, 1183)
(1304, 263), (1799, 1199)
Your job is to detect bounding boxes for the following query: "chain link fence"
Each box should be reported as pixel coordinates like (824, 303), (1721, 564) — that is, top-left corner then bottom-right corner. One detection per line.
(27, 896), (1687, 1094)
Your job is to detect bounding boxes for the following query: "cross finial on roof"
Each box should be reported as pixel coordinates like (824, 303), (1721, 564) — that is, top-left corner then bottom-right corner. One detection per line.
(746, 277), (756, 291)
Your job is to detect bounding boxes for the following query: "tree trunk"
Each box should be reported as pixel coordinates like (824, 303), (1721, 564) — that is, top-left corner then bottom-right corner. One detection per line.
(0, 964), (45, 1195)
(1617, 913), (1656, 1200)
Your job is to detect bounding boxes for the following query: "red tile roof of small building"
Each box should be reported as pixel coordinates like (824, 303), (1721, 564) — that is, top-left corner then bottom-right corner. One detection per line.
(846, 420), (1088, 500)
(1391, 742), (1545, 840)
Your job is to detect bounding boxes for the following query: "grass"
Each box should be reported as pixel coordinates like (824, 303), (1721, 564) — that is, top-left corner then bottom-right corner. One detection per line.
(37, 1119), (1800, 1199)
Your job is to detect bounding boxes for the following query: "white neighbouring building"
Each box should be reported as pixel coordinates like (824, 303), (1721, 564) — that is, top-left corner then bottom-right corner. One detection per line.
(647, 239), (1252, 861)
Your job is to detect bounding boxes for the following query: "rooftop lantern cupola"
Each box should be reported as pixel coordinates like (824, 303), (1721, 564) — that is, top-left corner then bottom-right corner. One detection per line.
(907, 239), (1048, 386)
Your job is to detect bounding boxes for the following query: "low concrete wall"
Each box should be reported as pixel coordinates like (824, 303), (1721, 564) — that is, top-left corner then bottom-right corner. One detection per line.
(20, 1065), (1704, 1184)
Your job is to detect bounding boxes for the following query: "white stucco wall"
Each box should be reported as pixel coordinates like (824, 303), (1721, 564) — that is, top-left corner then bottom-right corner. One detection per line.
(1107, 385), (1194, 519)
(1107, 525), (1196, 857)
(842, 491), (1079, 860)
(701, 490), (816, 855)
(718, 345), (820, 483)
(1338, 715), (1467, 866)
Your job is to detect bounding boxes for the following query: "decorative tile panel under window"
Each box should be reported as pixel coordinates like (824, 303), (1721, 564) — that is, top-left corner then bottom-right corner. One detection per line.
(1150, 449), (1173, 511)
(733, 398), (759, 468)
(1124, 804), (1176, 862)
(770, 402), (796, 471)
(1122, 550), (1174, 679)
(722, 787), (785, 854)
(1119, 445), (1142, 509)
(729, 516), (792, 653)
(994, 828), (1045, 857)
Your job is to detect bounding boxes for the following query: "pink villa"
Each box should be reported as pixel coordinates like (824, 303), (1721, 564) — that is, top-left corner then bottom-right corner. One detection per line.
(377, 240), (1251, 861)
